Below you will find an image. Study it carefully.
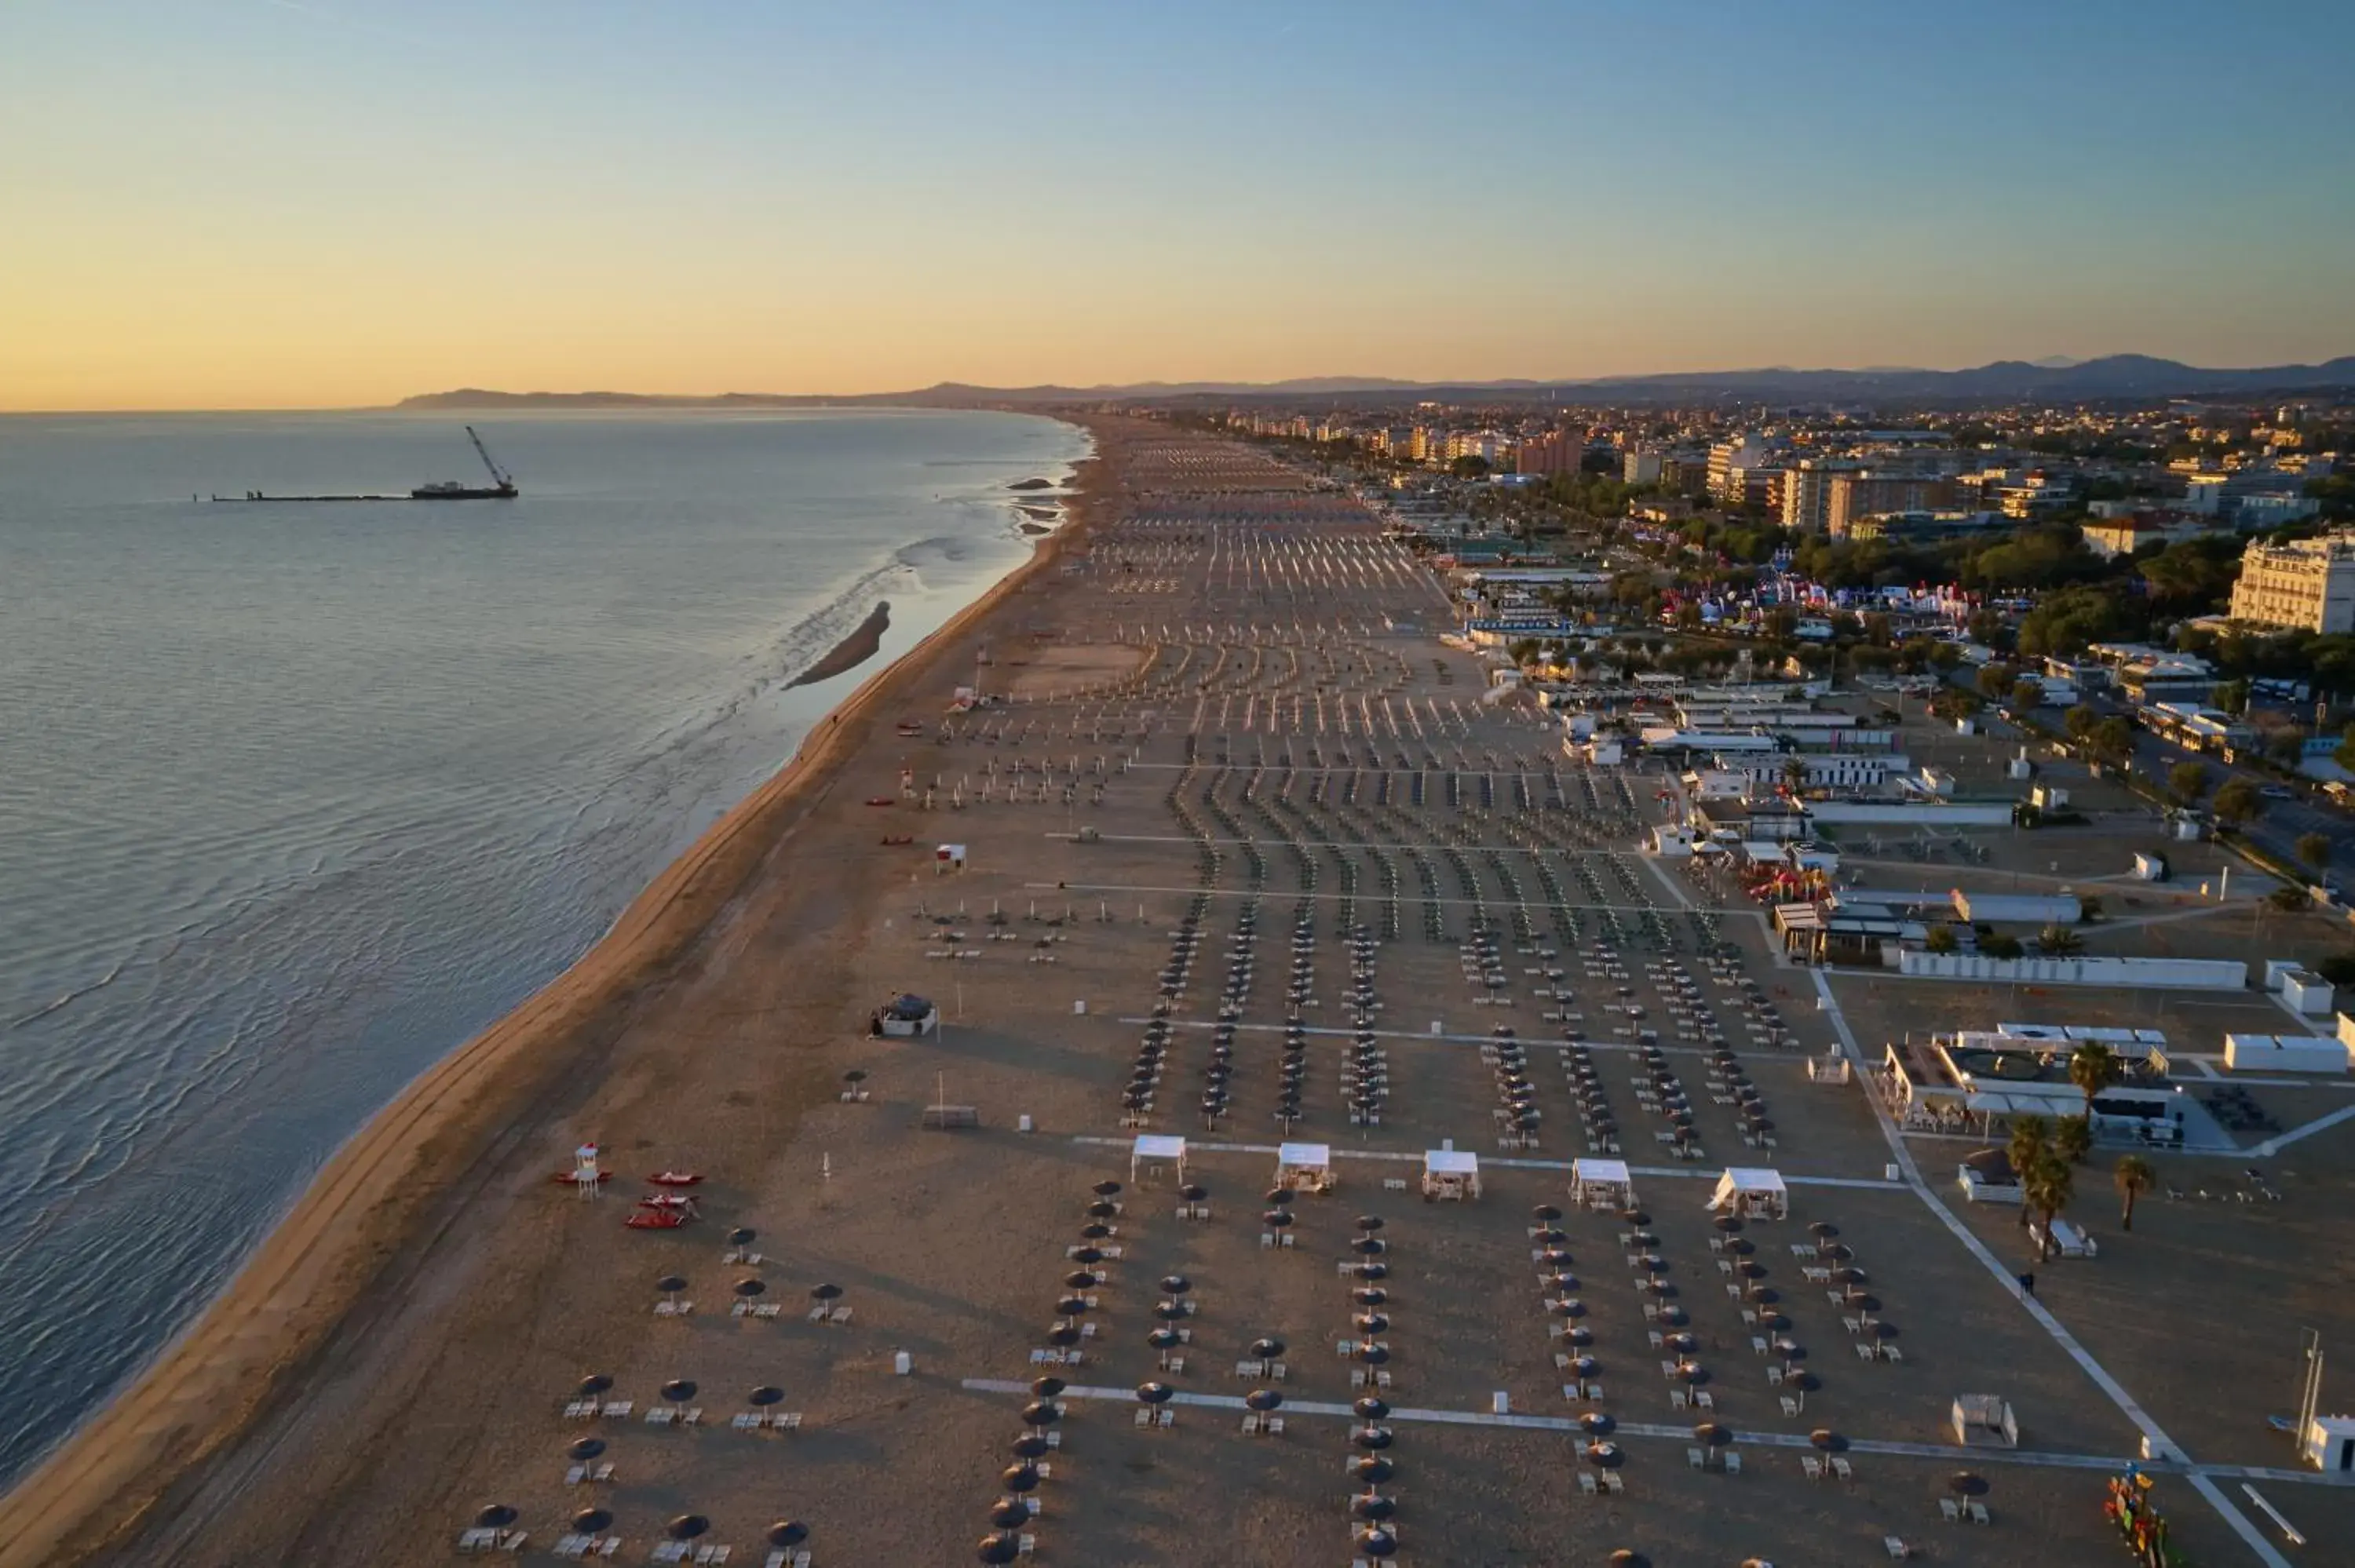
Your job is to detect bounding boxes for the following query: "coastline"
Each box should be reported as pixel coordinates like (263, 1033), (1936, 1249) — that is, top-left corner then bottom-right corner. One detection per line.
(787, 600), (891, 688)
(0, 417), (1108, 1568)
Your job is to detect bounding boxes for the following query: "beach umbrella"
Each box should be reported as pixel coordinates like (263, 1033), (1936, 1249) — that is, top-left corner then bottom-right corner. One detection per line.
(1585, 1441), (1624, 1468)
(656, 1274), (688, 1296)
(1565, 1326), (1595, 1348)
(576, 1374), (613, 1398)
(749, 1385), (784, 1408)
(1136, 1381), (1175, 1406)
(1621, 1209), (1650, 1226)
(1031, 1375), (1066, 1398)
(728, 1227), (757, 1246)
(1824, 1244), (1856, 1263)
(1663, 1332), (1696, 1354)
(988, 1501), (1033, 1530)
(1775, 1340), (1806, 1363)
(1786, 1370), (1823, 1395)
(474, 1505), (518, 1530)
(1864, 1320), (1898, 1341)
(1353, 1285), (1391, 1307)
(1532, 1227), (1567, 1247)
(1265, 1187), (1294, 1205)
(1736, 1260), (1766, 1279)
(1580, 1411), (1616, 1436)
(1352, 1237), (1387, 1256)
(1070, 1246), (1104, 1266)
(1079, 1223), (1112, 1240)
(1353, 1396), (1391, 1420)
(1810, 1428), (1846, 1452)
(1352, 1425), (1394, 1450)
(1544, 1272), (1580, 1293)
(1713, 1215), (1744, 1234)
(1356, 1214), (1386, 1232)
(1350, 1456), (1396, 1484)
(573, 1508), (614, 1533)
(1725, 1238), (1755, 1257)
(1548, 1297), (1587, 1319)
(1567, 1355), (1598, 1378)
(1045, 1324), (1079, 1347)
(1010, 1434), (1050, 1459)
(1678, 1362), (1710, 1385)
(735, 1278), (765, 1298)
(1608, 1552), (1650, 1568)
(1356, 1343), (1392, 1365)
(1747, 1286), (1780, 1306)
(1056, 1295), (1091, 1317)
(1148, 1328), (1183, 1350)
(1948, 1471), (1988, 1497)
(1064, 1270), (1100, 1291)
(568, 1437), (607, 1461)
(1693, 1421), (1733, 1447)
(661, 1379), (698, 1404)
(1350, 1492), (1397, 1522)
(977, 1532), (1022, 1565)
(1809, 1221), (1839, 1239)
(1356, 1526), (1399, 1559)
(1020, 1402), (1061, 1428)
(1262, 1209), (1294, 1228)
(1355, 1312), (1392, 1335)
(1154, 1300), (1189, 1322)
(1002, 1463), (1041, 1494)
(1250, 1336), (1287, 1359)
(1180, 1183), (1208, 1202)
(1246, 1388), (1283, 1412)
(667, 1515), (710, 1541)
(810, 1283), (843, 1302)
(1831, 1267), (1867, 1285)
(1160, 1274), (1192, 1296)
(1540, 1247), (1574, 1269)
(761, 1521), (808, 1549)
(1093, 1180), (1122, 1198)
(1086, 1199), (1119, 1219)
(1532, 1204), (1562, 1222)
(1640, 1256), (1670, 1275)
(1354, 1262), (1389, 1281)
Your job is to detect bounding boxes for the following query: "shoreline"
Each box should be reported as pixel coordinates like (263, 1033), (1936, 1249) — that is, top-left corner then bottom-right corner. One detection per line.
(0, 418), (1107, 1568)
(787, 600), (891, 688)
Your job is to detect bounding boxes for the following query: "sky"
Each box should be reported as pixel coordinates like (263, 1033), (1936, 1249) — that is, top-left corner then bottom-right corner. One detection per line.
(4, 0), (2353, 410)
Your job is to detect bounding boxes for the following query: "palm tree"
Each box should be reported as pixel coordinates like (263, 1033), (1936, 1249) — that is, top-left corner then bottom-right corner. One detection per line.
(2037, 924), (2085, 957)
(2114, 1154), (2156, 1232)
(2054, 1113), (2093, 1165)
(2026, 1147), (2076, 1260)
(2006, 1114), (2049, 1227)
(2068, 1041), (2118, 1121)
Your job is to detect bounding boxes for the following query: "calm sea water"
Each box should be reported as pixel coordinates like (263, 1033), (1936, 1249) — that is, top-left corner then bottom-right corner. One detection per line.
(0, 407), (1089, 1484)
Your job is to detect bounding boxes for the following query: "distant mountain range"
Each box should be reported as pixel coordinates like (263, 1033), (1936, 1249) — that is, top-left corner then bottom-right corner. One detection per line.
(400, 353), (2355, 412)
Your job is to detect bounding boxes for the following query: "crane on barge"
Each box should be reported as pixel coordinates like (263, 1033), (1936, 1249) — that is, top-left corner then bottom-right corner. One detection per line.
(413, 425), (520, 500)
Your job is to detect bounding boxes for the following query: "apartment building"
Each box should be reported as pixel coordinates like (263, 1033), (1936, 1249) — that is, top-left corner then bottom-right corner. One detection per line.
(2228, 531), (2355, 635)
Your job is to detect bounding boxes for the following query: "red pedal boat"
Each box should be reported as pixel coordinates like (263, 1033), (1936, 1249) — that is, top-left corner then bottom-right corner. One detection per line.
(624, 1209), (691, 1229)
(645, 1171), (704, 1187)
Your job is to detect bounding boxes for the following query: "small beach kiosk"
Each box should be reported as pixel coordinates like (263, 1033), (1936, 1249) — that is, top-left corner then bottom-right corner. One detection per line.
(1570, 1157), (1635, 1211)
(1422, 1147), (1481, 1202)
(1130, 1133), (1188, 1187)
(1707, 1167), (1791, 1220)
(871, 993), (940, 1037)
(935, 843), (968, 874)
(1274, 1141), (1335, 1194)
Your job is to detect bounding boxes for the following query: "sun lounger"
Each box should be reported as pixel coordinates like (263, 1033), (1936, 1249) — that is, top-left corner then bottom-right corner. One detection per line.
(1833, 1457), (1854, 1482)
(1722, 1451), (1740, 1475)
(1802, 1456), (1823, 1481)
(601, 1401), (632, 1419)
(1579, 1471), (1599, 1495)
(1686, 1446), (1704, 1468)
(1885, 1537), (1911, 1559)
(1670, 1389), (1689, 1409)
(654, 1300), (695, 1318)
(1969, 1501), (1990, 1525)
(1694, 1391), (1715, 1411)
(1939, 1498), (1961, 1523)
(765, 1552), (813, 1568)
(1604, 1471), (1624, 1494)
(1780, 1396), (1800, 1418)
(1856, 1343), (1876, 1361)
(1884, 1345), (1903, 1364)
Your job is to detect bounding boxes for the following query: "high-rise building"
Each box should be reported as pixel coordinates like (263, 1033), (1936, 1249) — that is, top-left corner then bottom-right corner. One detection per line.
(2228, 531), (2355, 634)
(1707, 436), (1774, 501)
(1779, 459), (1863, 532)
(1517, 427), (1588, 477)
(1825, 473), (1955, 536)
(1623, 447), (1664, 485)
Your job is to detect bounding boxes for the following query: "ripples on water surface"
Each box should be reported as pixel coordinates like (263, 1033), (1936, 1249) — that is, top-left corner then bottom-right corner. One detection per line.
(0, 408), (1089, 1483)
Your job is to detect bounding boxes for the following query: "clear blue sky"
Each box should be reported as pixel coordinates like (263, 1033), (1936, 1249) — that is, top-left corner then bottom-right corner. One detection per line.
(4, 0), (2351, 407)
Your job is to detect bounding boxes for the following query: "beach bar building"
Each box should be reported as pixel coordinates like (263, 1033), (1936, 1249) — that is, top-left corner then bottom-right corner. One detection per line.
(871, 993), (940, 1037)
(1707, 1167), (1790, 1220)
(1570, 1157), (1635, 1210)
(1274, 1142), (1334, 1193)
(1421, 1148), (1481, 1202)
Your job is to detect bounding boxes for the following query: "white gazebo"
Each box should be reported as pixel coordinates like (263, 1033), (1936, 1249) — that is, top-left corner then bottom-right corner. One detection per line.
(1421, 1148), (1481, 1202)
(1707, 1166), (1790, 1220)
(1274, 1141), (1334, 1193)
(1570, 1157), (1634, 1210)
(1130, 1133), (1188, 1186)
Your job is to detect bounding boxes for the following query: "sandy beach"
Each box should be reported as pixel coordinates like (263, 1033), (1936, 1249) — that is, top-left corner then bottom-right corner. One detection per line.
(9, 418), (2347, 1568)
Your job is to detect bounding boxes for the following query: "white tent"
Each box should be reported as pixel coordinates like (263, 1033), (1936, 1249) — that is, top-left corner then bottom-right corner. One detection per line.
(1274, 1141), (1334, 1193)
(1570, 1157), (1634, 1209)
(1422, 1148), (1481, 1202)
(1130, 1134), (1188, 1185)
(1707, 1166), (1789, 1220)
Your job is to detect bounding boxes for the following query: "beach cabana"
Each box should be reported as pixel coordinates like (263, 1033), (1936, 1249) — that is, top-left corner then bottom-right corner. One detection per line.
(871, 993), (940, 1037)
(1130, 1134), (1188, 1186)
(1707, 1167), (1789, 1220)
(1951, 1395), (2019, 1449)
(1274, 1142), (1334, 1194)
(1421, 1148), (1481, 1202)
(1570, 1158), (1634, 1210)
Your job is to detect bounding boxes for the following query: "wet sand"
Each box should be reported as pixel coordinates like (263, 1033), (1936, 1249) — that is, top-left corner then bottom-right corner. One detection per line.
(788, 602), (891, 688)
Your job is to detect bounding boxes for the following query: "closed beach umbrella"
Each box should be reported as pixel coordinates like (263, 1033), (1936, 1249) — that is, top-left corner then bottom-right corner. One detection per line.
(1246, 1388), (1283, 1412)
(475, 1504), (518, 1530)
(1351, 1456), (1396, 1484)
(576, 1374), (613, 1398)
(568, 1437), (606, 1461)
(573, 1508), (614, 1533)
(977, 1532), (1022, 1564)
(661, 1379), (697, 1404)
(667, 1515), (709, 1541)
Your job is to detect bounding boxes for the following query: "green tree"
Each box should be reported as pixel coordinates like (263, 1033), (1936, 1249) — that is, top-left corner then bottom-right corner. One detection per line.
(2054, 1113), (2094, 1165)
(2038, 924), (2085, 957)
(2006, 1114), (2050, 1229)
(2266, 727), (2309, 770)
(1451, 454), (1492, 480)
(2336, 723), (2355, 773)
(2298, 832), (2333, 873)
(2212, 779), (2265, 827)
(2167, 760), (2211, 806)
(2068, 1041), (2117, 1120)
(1976, 663), (2018, 701)
(1981, 932), (2025, 959)
(2026, 1147), (2076, 1259)
(2212, 677), (2251, 715)
(2268, 885), (2309, 913)
(1923, 924), (1958, 954)
(2113, 1154), (2156, 1231)
(2008, 676), (2045, 713)
(2090, 716), (2136, 764)
(2064, 704), (2101, 742)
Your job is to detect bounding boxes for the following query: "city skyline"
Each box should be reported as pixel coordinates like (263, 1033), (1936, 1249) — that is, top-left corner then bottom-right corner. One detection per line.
(5, 0), (2354, 410)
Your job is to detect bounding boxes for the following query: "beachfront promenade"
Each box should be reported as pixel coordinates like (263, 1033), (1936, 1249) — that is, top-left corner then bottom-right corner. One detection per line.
(15, 423), (2352, 1567)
